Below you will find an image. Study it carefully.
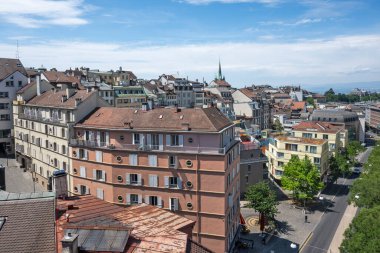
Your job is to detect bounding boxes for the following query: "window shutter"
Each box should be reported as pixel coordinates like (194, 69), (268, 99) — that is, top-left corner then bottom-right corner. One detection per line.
(179, 135), (184, 147)
(105, 132), (110, 145)
(97, 188), (104, 200)
(138, 194), (142, 204)
(174, 198), (179, 211)
(96, 151), (103, 162)
(237, 164), (240, 174)
(159, 134), (163, 150)
(166, 135), (171, 146)
(139, 134), (144, 145)
(147, 134), (151, 146)
(137, 174), (142, 185)
(154, 175), (158, 187)
(126, 194), (131, 205)
(164, 176), (169, 188)
(157, 196), (162, 208)
(102, 171), (106, 181)
(145, 195), (150, 204)
(80, 166), (86, 178)
(84, 150), (88, 160)
(169, 197), (172, 210)
(149, 174), (154, 187)
(96, 131), (101, 146)
(126, 173), (130, 185)
(148, 155), (157, 167)
(93, 169), (97, 180)
(85, 186), (90, 194)
(177, 177), (182, 189)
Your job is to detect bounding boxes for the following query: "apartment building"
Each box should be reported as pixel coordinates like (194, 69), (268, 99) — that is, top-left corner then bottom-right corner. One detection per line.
(292, 121), (348, 153)
(0, 58), (28, 153)
(69, 107), (241, 253)
(366, 103), (380, 134)
(114, 85), (148, 108)
(266, 136), (329, 180)
(13, 80), (109, 190)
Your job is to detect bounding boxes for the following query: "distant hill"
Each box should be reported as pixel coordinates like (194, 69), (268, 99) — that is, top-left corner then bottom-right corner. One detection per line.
(305, 81), (380, 94)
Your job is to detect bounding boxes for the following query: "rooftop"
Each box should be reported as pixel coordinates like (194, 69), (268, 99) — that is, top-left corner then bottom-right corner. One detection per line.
(27, 89), (95, 109)
(77, 107), (233, 132)
(0, 58), (27, 81)
(292, 121), (344, 133)
(43, 70), (80, 84)
(276, 135), (327, 145)
(291, 101), (306, 110)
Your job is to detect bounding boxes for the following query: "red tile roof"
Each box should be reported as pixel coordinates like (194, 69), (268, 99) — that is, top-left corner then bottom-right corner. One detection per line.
(43, 71), (80, 84)
(0, 58), (27, 81)
(291, 101), (306, 110)
(239, 88), (258, 99)
(27, 89), (95, 108)
(292, 121), (344, 133)
(214, 79), (231, 87)
(77, 107), (233, 132)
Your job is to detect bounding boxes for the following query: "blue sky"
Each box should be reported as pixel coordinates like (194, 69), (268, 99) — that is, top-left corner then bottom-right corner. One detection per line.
(0, 0), (380, 89)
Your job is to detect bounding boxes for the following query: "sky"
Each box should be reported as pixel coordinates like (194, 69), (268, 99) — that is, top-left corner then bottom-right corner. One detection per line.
(0, 0), (380, 90)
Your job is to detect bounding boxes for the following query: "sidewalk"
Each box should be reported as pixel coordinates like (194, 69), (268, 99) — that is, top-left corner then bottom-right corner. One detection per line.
(328, 204), (358, 253)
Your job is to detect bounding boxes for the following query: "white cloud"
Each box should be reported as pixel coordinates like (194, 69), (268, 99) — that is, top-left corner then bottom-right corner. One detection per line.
(0, 0), (90, 28)
(260, 18), (322, 26)
(179, 0), (279, 5)
(1, 34), (379, 86)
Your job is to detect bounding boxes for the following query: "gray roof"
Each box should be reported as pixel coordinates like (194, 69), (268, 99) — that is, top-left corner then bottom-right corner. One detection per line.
(0, 58), (27, 81)
(0, 191), (55, 253)
(311, 109), (358, 122)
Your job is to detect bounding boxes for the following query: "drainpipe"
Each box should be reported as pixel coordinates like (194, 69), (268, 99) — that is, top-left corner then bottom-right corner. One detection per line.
(196, 153), (200, 243)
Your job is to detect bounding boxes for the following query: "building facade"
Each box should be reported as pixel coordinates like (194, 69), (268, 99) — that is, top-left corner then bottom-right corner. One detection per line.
(266, 136), (329, 180)
(68, 107), (241, 253)
(366, 104), (380, 134)
(0, 58), (28, 153)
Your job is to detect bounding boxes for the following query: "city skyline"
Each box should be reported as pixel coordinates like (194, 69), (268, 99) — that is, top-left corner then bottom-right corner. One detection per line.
(0, 0), (379, 88)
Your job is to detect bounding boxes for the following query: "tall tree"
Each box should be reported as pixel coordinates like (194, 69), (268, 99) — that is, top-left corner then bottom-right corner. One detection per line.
(346, 141), (365, 162)
(273, 118), (284, 132)
(328, 155), (340, 183)
(306, 97), (315, 108)
(340, 206), (380, 253)
(245, 182), (279, 232)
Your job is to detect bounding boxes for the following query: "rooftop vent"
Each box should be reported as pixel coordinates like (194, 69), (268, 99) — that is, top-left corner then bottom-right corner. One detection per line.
(159, 115), (163, 119)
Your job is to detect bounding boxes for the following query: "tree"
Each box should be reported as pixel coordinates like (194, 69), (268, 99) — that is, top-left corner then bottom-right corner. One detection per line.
(349, 170), (380, 208)
(335, 152), (351, 178)
(245, 182), (279, 232)
(273, 118), (284, 132)
(340, 206), (380, 253)
(346, 141), (365, 162)
(282, 156), (323, 207)
(306, 97), (315, 108)
(328, 155), (341, 183)
(324, 88), (335, 96)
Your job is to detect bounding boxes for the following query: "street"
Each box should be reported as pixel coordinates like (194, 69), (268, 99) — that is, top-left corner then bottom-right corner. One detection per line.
(301, 147), (373, 253)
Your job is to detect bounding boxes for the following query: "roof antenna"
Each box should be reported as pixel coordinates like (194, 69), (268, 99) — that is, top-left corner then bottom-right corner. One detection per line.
(16, 40), (20, 59)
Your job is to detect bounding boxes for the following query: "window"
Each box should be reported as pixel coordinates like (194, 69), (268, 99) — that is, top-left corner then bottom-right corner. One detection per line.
(314, 157), (321, 164)
(168, 155), (177, 168)
(94, 169), (105, 181)
(302, 133), (313, 138)
(169, 198), (179, 211)
(18, 81), (22, 87)
(0, 103), (9, 109)
(130, 194), (139, 204)
(0, 92), (8, 98)
(150, 134), (160, 150)
(61, 145), (66, 155)
(0, 114), (10, 121)
(169, 177), (178, 187)
(80, 166), (86, 178)
(79, 149), (88, 160)
(275, 170), (283, 176)
(148, 155), (157, 167)
(277, 152), (284, 158)
(61, 128), (66, 138)
(167, 134), (183, 146)
(285, 144), (298, 151)
(323, 134), (328, 139)
(133, 133), (140, 144)
(54, 158), (59, 168)
(80, 185), (89, 195)
(247, 165), (251, 173)
(165, 176), (182, 189)
(148, 196), (158, 206)
(310, 146), (317, 154)
(129, 154), (138, 166)
(5, 81), (14, 87)
(127, 173), (141, 185)
(149, 174), (158, 187)
(96, 188), (104, 200)
(278, 161), (284, 167)
(96, 151), (103, 162)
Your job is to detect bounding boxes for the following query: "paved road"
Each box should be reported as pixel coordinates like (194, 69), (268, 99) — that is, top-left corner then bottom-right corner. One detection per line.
(301, 147), (373, 253)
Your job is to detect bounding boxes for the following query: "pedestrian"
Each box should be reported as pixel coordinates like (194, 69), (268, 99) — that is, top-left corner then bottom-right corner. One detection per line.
(305, 215), (308, 223)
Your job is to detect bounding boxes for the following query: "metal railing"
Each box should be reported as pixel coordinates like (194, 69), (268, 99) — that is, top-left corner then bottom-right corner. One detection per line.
(70, 139), (229, 155)
(240, 156), (268, 164)
(18, 113), (69, 126)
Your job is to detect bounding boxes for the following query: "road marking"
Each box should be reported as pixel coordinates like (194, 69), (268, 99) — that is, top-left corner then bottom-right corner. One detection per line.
(299, 232), (313, 252)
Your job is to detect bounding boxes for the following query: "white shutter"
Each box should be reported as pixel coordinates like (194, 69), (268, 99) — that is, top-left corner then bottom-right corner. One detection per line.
(80, 166), (86, 178)
(149, 174), (154, 187)
(85, 186), (90, 194)
(137, 174), (142, 185)
(96, 151), (103, 162)
(126, 194), (131, 205)
(169, 197), (172, 210)
(126, 173), (130, 185)
(164, 176), (169, 188)
(177, 177), (182, 189)
(174, 198), (179, 211)
(138, 194), (142, 204)
(148, 155), (157, 167)
(237, 164), (240, 174)
(179, 135), (184, 147)
(96, 131), (101, 146)
(149, 174), (158, 187)
(93, 169), (97, 180)
(129, 154), (137, 166)
(145, 195), (150, 204)
(105, 132), (110, 145)
(166, 135), (171, 146)
(147, 134), (151, 147)
(139, 134), (144, 145)
(102, 171), (106, 181)
(96, 188), (104, 200)
(159, 134), (163, 150)
(157, 196), (162, 208)
(154, 175), (158, 187)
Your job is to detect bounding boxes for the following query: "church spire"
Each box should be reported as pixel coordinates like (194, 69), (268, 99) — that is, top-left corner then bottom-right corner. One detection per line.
(216, 59), (225, 81)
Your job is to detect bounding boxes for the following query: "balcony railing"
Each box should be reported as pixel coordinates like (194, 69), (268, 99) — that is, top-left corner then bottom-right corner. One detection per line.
(18, 113), (69, 126)
(70, 139), (231, 155)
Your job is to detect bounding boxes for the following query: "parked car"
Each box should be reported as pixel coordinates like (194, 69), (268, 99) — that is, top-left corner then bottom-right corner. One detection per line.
(352, 167), (362, 174)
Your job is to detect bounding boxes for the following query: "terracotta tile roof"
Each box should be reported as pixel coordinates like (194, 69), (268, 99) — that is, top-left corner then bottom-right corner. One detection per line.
(276, 135), (327, 145)
(0, 58), (27, 81)
(272, 93), (291, 98)
(0, 192), (55, 253)
(43, 71), (80, 84)
(292, 121), (344, 133)
(77, 106), (233, 132)
(56, 195), (195, 253)
(291, 101), (306, 110)
(214, 79), (231, 87)
(27, 89), (95, 108)
(239, 88), (258, 99)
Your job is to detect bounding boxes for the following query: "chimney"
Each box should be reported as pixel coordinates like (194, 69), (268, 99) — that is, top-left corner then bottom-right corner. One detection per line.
(61, 233), (79, 253)
(61, 95), (67, 103)
(141, 102), (149, 111)
(181, 122), (191, 131)
(74, 98), (82, 107)
(36, 75), (41, 96)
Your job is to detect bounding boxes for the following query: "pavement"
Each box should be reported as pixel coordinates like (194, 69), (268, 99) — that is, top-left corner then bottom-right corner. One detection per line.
(0, 155), (44, 193)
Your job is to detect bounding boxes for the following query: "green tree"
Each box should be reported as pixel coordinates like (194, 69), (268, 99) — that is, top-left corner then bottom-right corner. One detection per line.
(349, 170), (380, 208)
(306, 97), (315, 108)
(245, 182), (279, 231)
(340, 206), (380, 253)
(346, 141), (365, 162)
(335, 152), (351, 178)
(273, 118), (284, 132)
(282, 156), (323, 207)
(324, 88), (335, 96)
(328, 155), (341, 183)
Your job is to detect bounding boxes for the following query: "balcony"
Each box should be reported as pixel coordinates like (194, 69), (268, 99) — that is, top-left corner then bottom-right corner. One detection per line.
(240, 156), (268, 164)
(18, 113), (69, 126)
(70, 139), (233, 155)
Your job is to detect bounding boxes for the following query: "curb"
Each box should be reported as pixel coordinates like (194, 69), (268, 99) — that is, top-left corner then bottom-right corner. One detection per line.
(299, 232), (313, 252)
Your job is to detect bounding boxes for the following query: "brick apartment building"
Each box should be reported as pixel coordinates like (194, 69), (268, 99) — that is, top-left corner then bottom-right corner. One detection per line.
(69, 106), (241, 253)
